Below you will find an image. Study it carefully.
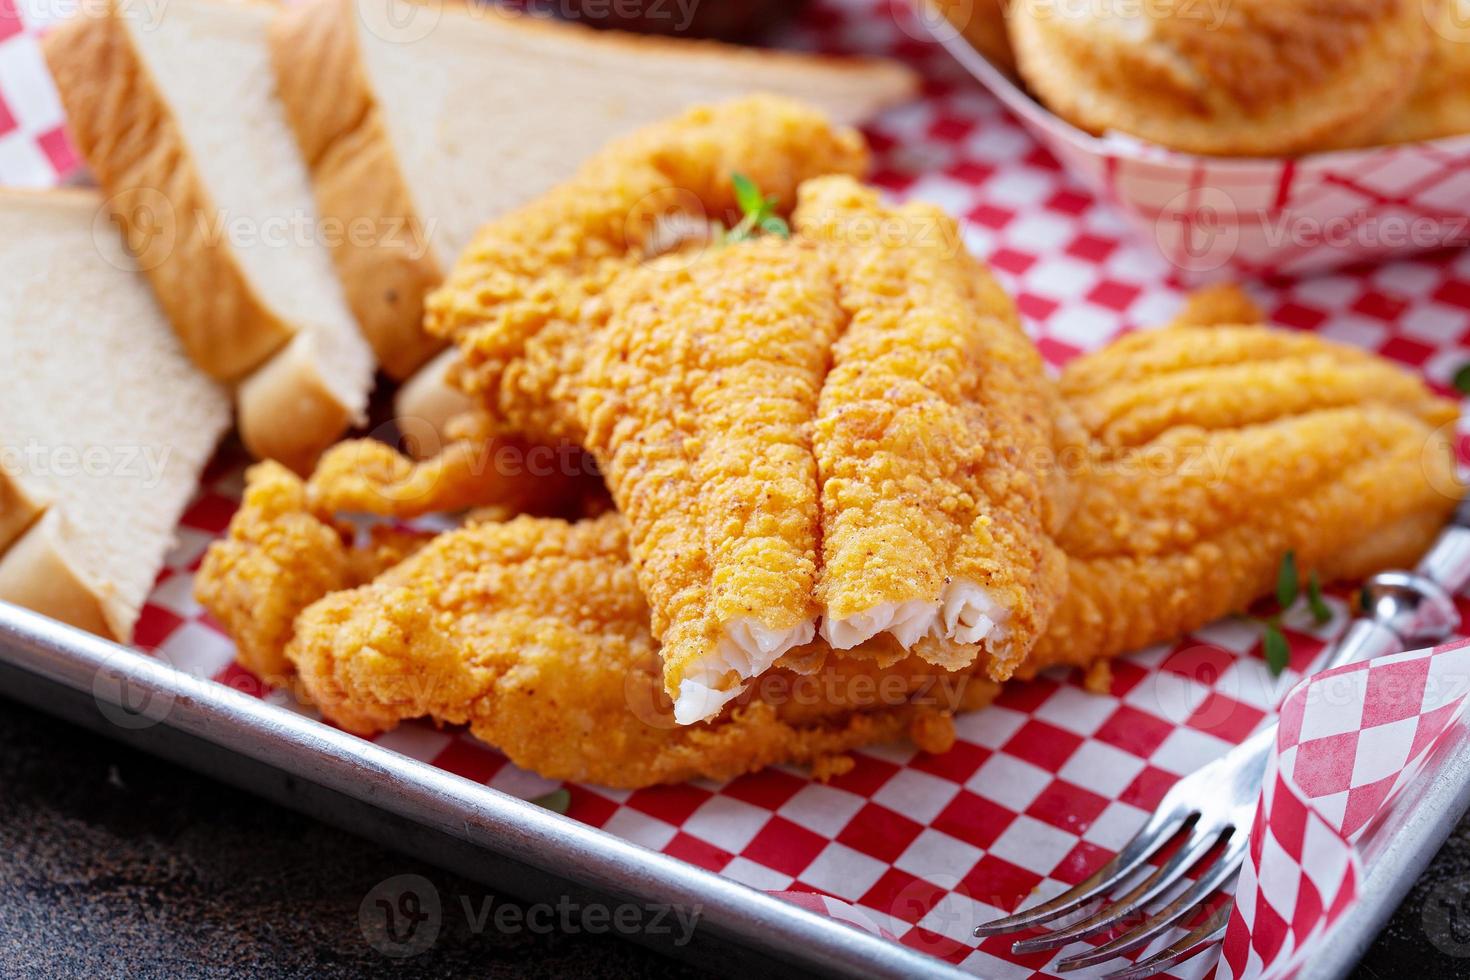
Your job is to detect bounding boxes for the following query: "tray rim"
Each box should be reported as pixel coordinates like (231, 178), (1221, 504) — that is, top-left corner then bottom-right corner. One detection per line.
(5, 592), (1470, 978)
(0, 601), (970, 979)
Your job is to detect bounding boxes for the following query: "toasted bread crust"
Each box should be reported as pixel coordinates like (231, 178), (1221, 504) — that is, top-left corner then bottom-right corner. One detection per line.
(269, 0), (444, 379)
(392, 348), (477, 458)
(0, 463), (47, 555)
(236, 335), (358, 475)
(43, 8), (295, 380)
(1010, 0), (1429, 156)
(269, 0), (916, 382)
(0, 512), (119, 640)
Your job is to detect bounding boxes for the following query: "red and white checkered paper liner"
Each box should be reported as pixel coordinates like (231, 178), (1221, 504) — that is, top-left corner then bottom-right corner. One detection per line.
(7, 1), (1470, 976)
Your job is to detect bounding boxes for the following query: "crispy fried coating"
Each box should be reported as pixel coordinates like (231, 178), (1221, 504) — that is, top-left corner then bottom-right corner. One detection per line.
(424, 95), (871, 443)
(579, 241), (840, 722)
(199, 470), (991, 787)
(572, 176), (1071, 719)
(1167, 283), (1264, 328)
(305, 435), (598, 520)
(193, 462), (426, 681)
(195, 323), (1461, 788)
(1026, 324), (1461, 675)
(796, 177), (1070, 681)
(1061, 325), (1453, 450)
(287, 513), (990, 787)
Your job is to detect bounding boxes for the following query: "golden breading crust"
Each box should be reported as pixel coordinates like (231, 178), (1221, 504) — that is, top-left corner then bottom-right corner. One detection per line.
(579, 241), (840, 722)
(796, 177), (1070, 681)
(198, 473), (994, 787)
(1025, 324), (1461, 674)
(304, 435), (599, 520)
(571, 176), (1072, 721)
(287, 513), (994, 788)
(194, 462), (427, 681)
(423, 95), (871, 444)
(1008, 0), (1430, 156)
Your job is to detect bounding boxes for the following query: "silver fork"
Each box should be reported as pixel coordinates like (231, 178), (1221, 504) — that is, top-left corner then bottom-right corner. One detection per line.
(974, 501), (1470, 978)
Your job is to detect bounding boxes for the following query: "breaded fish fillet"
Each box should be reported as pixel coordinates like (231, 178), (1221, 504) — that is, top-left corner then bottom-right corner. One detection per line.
(196, 322), (1460, 787)
(199, 466), (991, 787)
(304, 426), (610, 523)
(294, 514), (995, 788)
(579, 241), (840, 722)
(423, 95), (871, 444)
(796, 178), (1070, 680)
(193, 462), (428, 681)
(1027, 323), (1461, 674)
(574, 177), (1071, 722)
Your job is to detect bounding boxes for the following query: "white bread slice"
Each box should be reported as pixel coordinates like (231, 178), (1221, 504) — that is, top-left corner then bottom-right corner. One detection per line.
(270, 0), (918, 379)
(393, 348), (476, 458)
(0, 190), (230, 642)
(45, 0), (374, 473)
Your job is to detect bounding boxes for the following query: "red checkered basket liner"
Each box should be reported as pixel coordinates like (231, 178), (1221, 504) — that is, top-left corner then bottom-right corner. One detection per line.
(6, 1), (1470, 977)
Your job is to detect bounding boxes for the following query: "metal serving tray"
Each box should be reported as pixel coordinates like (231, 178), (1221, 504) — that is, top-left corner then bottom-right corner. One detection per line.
(3, 598), (1469, 979)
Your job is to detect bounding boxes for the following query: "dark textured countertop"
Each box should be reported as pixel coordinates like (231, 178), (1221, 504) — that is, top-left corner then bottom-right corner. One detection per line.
(1, 695), (1466, 978)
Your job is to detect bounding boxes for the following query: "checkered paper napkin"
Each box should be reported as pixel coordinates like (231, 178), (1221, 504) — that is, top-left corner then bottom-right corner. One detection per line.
(1219, 638), (1470, 979)
(8, 1), (1470, 976)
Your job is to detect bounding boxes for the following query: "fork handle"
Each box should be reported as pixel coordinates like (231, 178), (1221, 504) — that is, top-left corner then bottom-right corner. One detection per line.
(1318, 619), (1404, 672)
(1319, 517), (1470, 672)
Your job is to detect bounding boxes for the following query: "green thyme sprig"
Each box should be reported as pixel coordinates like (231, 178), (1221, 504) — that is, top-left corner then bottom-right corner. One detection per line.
(719, 172), (790, 245)
(1453, 362), (1470, 396)
(1251, 550), (1332, 677)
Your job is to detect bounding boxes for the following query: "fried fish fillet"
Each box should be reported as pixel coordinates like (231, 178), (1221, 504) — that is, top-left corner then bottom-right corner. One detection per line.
(1028, 323), (1461, 674)
(578, 241), (838, 723)
(196, 319), (1460, 788)
(796, 178), (1071, 680)
(575, 177), (1071, 722)
(199, 464), (991, 787)
(423, 95), (871, 445)
(427, 99), (1070, 718)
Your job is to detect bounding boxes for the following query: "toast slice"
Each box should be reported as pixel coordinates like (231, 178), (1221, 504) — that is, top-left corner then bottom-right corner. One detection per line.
(44, 0), (375, 472)
(271, 0), (918, 378)
(0, 190), (230, 642)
